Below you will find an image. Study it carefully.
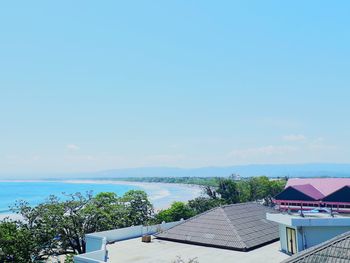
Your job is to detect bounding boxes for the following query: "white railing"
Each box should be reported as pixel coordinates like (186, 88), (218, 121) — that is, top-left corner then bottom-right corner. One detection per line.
(74, 220), (183, 263)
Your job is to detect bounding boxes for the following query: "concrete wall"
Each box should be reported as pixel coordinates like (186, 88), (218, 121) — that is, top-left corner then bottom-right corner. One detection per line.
(279, 224), (298, 254)
(86, 236), (106, 253)
(85, 220), (182, 245)
(279, 224), (350, 253)
(278, 224), (287, 253)
(75, 220), (182, 263)
(74, 250), (106, 263)
(301, 226), (350, 249)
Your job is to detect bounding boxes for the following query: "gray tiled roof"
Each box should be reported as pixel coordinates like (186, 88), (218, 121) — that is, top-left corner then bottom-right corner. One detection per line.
(282, 231), (350, 263)
(155, 202), (279, 251)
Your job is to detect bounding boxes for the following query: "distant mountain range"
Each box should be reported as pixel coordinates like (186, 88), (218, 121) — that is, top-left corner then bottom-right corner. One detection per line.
(84, 163), (350, 179)
(2, 163), (350, 180)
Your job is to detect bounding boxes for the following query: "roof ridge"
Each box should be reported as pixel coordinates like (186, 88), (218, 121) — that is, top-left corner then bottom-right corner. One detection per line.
(282, 231), (350, 262)
(323, 185), (350, 198)
(292, 184), (325, 197)
(220, 201), (257, 209)
(156, 205), (223, 233)
(219, 206), (247, 247)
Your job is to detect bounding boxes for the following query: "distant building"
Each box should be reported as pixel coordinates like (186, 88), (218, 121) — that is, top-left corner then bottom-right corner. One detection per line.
(267, 211), (350, 255)
(267, 178), (350, 256)
(232, 173), (241, 180)
(274, 178), (350, 213)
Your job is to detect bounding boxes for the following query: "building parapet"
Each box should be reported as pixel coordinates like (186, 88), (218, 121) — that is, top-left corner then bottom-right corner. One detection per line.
(74, 220), (183, 263)
(267, 212), (350, 227)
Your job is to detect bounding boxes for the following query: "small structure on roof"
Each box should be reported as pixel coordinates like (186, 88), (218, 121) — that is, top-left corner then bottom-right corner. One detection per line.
(267, 211), (350, 255)
(275, 184), (324, 202)
(155, 202), (279, 251)
(268, 178), (350, 256)
(281, 230), (350, 263)
(274, 178), (350, 213)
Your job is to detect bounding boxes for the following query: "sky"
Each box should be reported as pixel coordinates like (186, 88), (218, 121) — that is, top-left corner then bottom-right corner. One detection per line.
(0, 1), (350, 174)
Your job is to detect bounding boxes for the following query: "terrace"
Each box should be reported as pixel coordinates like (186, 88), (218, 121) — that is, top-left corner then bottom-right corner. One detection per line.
(106, 236), (288, 263)
(75, 203), (289, 263)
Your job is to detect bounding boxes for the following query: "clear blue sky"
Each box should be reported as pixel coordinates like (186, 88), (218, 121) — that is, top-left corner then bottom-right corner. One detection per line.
(0, 1), (349, 174)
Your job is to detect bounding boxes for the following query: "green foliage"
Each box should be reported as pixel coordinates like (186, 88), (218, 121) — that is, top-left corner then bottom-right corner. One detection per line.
(0, 220), (35, 263)
(188, 197), (222, 214)
(204, 176), (286, 205)
(0, 190), (153, 261)
(99, 177), (220, 187)
(216, 179), (240, 204)
(154, 176), (286, 224)
(156, 202), (195, 223)
(0, 176), (286, 261)
(121, 190), (154, 226)
(64, 254), (75, 263)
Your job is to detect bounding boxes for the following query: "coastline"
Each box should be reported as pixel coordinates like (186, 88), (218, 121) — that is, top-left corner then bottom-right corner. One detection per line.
(62, 179), (203, 206)
(0, 179), (203, 219)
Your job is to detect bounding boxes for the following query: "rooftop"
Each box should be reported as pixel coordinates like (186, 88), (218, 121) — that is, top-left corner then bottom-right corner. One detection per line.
(107, 236), (289, 263)
(155, 202), (279, 251)
(267, 212), (350, 227)
(286, 178), (350, 196)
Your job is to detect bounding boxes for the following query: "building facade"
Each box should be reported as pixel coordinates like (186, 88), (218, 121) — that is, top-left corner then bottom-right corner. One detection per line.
(267, 212), (350, 255)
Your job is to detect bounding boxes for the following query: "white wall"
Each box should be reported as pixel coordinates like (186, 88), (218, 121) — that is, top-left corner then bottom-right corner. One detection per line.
(86, 236), (106, 253)
(279, 224), (298, 254)
(75, 250), (106, 263)
(279, 224), (287, 253)
(85, 220), (181, 245)
(75, 220), (182, 263)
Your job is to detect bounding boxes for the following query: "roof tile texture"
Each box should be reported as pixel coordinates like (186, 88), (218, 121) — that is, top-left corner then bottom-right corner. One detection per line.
(155, 202), (279, 251)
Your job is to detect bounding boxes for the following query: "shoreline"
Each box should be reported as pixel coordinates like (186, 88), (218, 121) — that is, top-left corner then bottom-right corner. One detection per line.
(0, 178), (204, 189)
(0, 179), (203, 219)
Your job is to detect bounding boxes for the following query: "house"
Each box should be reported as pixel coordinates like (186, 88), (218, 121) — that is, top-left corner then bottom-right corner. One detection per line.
(267, 178), (350, 255)
(281, 230), (350, 263)
(274, 178), (350, 212)
(267, 211), (350, 255)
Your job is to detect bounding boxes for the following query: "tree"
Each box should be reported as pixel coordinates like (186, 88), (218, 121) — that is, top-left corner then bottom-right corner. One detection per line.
(121, 190), (154, 226)
(202, 176), (286, 206)
(156, 202), (195, 223)
(247, 176), (271, 201)
(3, 190), (154, 260)
(188, 197), (222, 214)
(0, 220), (36, 263)
(265, 179), (286, 205)
(216, 178), (240, 204)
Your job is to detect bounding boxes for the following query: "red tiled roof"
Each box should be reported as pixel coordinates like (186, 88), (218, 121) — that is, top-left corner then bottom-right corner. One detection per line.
(286, 178), (350, 196)
(291, 184), (324, 200)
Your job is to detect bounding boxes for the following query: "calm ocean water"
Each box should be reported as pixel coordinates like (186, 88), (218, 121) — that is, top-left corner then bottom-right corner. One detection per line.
(0, 181), (140, 213)
(0, 181), (201, 213)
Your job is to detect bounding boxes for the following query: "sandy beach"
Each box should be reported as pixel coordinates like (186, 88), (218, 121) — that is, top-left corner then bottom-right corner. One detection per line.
(0, 179), (203, 220)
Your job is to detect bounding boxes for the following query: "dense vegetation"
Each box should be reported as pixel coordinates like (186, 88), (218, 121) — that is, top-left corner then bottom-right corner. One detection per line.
(155, 176), (286, 222)
(0, 190), (153, 262)
(99, 176), (221, 187)
(0, 176), (286, 262)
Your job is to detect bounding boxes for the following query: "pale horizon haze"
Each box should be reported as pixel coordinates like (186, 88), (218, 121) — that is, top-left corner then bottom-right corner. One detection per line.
(1, 1), (350, 174)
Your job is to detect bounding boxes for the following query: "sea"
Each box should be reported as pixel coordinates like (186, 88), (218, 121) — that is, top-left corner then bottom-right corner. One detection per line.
(0, 180), (201, 213)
